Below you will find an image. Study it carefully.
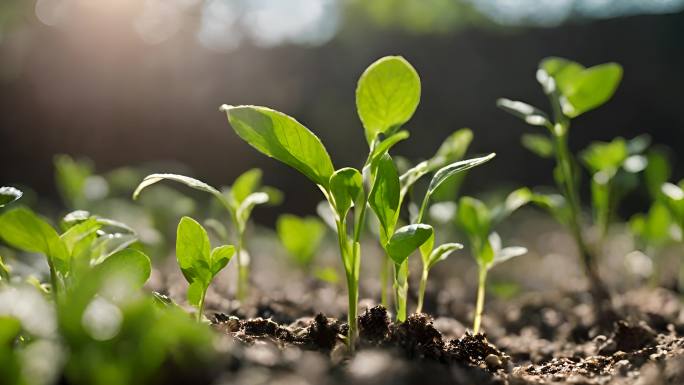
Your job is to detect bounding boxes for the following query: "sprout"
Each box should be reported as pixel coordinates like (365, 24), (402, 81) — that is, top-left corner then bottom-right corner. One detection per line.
(276, 214), (327, 272)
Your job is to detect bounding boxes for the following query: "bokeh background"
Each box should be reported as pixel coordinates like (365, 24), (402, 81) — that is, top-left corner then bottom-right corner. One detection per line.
(1, 0), (683, 222)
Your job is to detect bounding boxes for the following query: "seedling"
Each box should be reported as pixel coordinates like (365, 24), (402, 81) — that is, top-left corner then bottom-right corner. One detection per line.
(276, 214), (326, 271)
(0, 187), (22, 207)
(497, 57), (623, 303)
(579, 135), (649, 240)
(0, 207), (150, 299)
(133, 168), (279, 300)
(456, 190), (530, 333)
(176, 217), (234, 321)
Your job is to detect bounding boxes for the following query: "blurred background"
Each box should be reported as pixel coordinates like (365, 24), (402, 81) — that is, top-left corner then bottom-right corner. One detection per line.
(1, 0), (683, 222)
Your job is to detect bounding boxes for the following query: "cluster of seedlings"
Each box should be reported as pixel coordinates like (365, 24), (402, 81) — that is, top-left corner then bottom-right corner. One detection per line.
(1, 55), (683, 385)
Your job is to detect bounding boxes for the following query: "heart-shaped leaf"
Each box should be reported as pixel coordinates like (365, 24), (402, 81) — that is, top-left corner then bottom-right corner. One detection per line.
(222, 105), (335, 189)
(356, 56), (421, 144)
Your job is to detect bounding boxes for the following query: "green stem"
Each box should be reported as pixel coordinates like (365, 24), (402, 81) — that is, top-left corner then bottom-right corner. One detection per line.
(380, 254), (391, 308)
(48, 262), (59, 300)
(393, 261), (408, 322)
(235, 228), (249, 301)
(197, 290), (206, 322)
(416, 267), (429, 314)
(335, 218), (358, 352)
(473, 268), (487, 333)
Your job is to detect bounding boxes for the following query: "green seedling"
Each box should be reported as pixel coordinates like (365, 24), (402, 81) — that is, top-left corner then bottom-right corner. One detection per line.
(221, 56), (494, 345)
(276, 214), (327, 272)
(456, 190), (530, 333)
(54, 154), (109, 209)
(0, 187), (22, 207)
(497, 57), (623, 303)
(133, 168), (279, 300)
(580, 135), (649, 240)
(176, 217), (234, 321)
(0, 207), (148, 298)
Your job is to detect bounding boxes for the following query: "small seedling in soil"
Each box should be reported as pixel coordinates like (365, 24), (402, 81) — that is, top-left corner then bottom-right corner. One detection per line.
(133, 168), (279, 300)
(0, 207), (150, 298)
(497, 56), (623, 304)
(276, 213), (328, 273)
(176, 216), (235, 321)
(456, 190), (530, 333)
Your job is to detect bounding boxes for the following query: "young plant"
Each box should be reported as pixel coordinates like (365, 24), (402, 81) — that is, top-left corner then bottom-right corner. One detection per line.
(456, 190), (530, 333)
(276, 214), (327, 272)
(579, 135), (649, 240)
(0, 207), (150, 299)
(133, 168), (279, 300)
(176, 217), (234, 321)
(497, 57), (623, 303)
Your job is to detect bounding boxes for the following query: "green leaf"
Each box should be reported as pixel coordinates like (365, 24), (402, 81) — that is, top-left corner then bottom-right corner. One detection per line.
(356, 56), (421, 144)
(369, 130), (410, 166)
(133, 173), (226, 206)
(176, 217), (211, 284)
(54, 154), (93, 207)
(645, 149), (671, 199)
(427, 243), (463, 270)
(426, 154), (496, 198)
(93, 248), (151, 289)
(236, 192), (269, 229)
(386, 224), (433, 265)
(456, 197), (492, 256)
(221, 105), (335, 189)
(230, 168), (262, 205)
(492, 187), (532, 223)
(276, 214), (326, 267)
(496, 99), (551, 127)
(428, 128), (473, 170)
(329, 168), (363, 220)
(539, 57), (623, 118)
(209, 245), (234, 276)
(0, 256), (11, 283)
(630, 202), (672, 247)
(0, 207), (69, 273)
(580, 138), (628, 175)
(0, 187), (22, 207)
(60, 217), (101, 256)
(489, 233), (527, 268)
(368, 154), (401, 244)
(399, 160), (430, 200)
(187, 280), (205, 307)
(661, 182), (684, 225)
(521, 134), (554, 159)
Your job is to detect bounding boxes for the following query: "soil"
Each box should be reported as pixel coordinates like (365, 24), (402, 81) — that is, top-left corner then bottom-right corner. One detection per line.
(203, 288), (684, 385)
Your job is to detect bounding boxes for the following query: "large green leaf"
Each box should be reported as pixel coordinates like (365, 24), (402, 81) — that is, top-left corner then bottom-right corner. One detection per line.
(0, 187), (22, 207)
(93, 248), (151, 289)
(356, 56), (421, 144)
(0, 207), (69, 272)
(368, 154), (401, 244)
(386, 224), (433, 265)
(329, 168), (363, 220)
(276, 214), (326, 267)
(221, 105), (335, 189)
(539, 57), (623, 118)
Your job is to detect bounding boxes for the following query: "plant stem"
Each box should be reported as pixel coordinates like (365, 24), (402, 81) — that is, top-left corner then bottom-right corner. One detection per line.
(48, 262), (59, 300)
(473, 268), (487, 334)
(335, 218), (358, 352)
(197, 290), (206, 322)
(380, 254), (391, 308)
(416, 267), (429, 314)
(235, 228), (249, 301)
(393, 261), (408, 322)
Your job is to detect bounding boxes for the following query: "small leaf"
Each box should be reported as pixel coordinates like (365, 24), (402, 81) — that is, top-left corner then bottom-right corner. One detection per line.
(368, 154), (401, 244)
(426, 154), (496, 197)
(93, 248), (151, 289)
(210, 245), (235, 276)
(496, 99), (550, 127)
(456, 196), (492, 248)
(236, 192), (269, 229)
(399, 160), (430, 200)
(356, 56), (421, 144)
(427, 243), (463, 270)
(493, 246), (528, 267)
(60, 217), (101, 256)
(176, 217), (211, 284)
(329, 168), (363, 220)
(369, 130), (410, 166)
(0, 187), (22, 207)
(0, 207), (69, 273)
(276, 214), (326, 267)
(492, 187), (532, 223)
(222, 105), (335, 189)
(521, 134), (554, 159)
(581, 138), (628, 175)
(386, 224), (433, 265)
(230, 168), (262, 205)
(645, 149), (671, 199)
(133, 173), (225, 205)
(428, 128), (473, 170)
(187, 280), (205, 307)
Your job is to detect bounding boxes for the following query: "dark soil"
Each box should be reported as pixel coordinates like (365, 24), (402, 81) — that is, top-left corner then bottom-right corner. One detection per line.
(207, 289), (684, 385)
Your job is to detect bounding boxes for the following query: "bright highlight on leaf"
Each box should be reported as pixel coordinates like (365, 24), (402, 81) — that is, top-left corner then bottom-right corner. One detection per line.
(0, 187), (22, 207)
